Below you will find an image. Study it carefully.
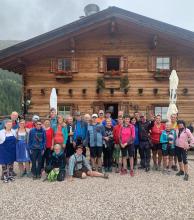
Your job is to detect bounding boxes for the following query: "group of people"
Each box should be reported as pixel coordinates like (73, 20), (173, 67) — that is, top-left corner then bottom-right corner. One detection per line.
(0, 108), (194, 183)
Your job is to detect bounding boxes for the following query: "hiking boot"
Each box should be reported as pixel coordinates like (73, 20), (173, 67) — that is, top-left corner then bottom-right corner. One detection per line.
(172, 165), (178, 171)
(120, 169), (127, 175)
(176, 170), (184, 176)
(184, 174), (189, 181)
(103, 173), (109, 179)
(130, 170), (134, 177)
(145, 167), (150, 172)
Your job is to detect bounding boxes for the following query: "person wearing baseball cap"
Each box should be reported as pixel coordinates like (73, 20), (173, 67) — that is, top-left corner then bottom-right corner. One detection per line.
(68, 144), (108, 180)
(84, 114), (106, 172)
(102, 109), (117, 127)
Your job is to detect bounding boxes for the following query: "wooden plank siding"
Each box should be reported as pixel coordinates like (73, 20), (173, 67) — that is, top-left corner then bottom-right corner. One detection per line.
(22, 22), (194, 122)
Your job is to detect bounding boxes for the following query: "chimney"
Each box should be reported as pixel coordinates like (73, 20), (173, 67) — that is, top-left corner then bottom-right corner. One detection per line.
(84, 4), (100, 16)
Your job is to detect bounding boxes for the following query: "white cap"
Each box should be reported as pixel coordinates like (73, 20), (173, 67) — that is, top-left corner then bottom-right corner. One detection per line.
(92, 114), (98, 118)
(32, 115), (40, 121)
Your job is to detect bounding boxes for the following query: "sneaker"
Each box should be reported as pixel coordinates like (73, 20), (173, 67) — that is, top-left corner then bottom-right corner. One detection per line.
(145, 167), (150, 172)
(167, 169), (171, 175)
(176, 170), (184, 176)
(130, 170), (134, 177)
(120, 169), (127, 175)
(184, 174), (189, 181)
(9, 176), (15, 182)
(32, 175), (37, 180)
(3, 176), (9, 183)
(103, 173), (109, 179)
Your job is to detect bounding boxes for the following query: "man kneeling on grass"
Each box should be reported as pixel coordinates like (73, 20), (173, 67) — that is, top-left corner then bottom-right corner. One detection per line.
(68, 144), (109, 180)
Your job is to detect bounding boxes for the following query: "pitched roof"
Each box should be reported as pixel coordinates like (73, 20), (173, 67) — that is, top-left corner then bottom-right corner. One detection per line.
(0, 6), (194, 63)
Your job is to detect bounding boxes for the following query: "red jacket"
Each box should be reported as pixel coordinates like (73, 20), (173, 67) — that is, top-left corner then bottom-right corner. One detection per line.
(150, 122), (165, 144)
(113, 124), (122, 144)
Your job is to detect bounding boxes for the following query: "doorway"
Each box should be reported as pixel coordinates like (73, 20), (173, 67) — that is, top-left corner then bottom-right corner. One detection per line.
(104, 103), (118, 120)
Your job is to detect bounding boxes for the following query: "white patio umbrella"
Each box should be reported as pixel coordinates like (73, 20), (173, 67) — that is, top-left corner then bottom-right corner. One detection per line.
(50, 88), (57, 113)
(167, 70), (179, 120)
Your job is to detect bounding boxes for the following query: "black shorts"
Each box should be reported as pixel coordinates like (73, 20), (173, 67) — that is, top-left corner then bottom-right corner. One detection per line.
(121, 144), (134, 157)
(162, 148), (175, 157)
(152, 143), (162, 151)
(65, 143), (75, 158)
(73, 167), (89, 178)
(176, 147), (188, 165)
(90, 146), (103, 158)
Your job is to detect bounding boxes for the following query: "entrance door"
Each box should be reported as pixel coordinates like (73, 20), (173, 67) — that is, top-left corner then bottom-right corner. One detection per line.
(104, 103), (118, 120)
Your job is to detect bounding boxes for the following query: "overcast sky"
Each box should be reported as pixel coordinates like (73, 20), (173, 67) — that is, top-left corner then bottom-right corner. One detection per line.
(0, 0), (194, 40)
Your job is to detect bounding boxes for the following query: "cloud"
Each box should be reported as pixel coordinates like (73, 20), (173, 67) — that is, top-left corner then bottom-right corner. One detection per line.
(0, 0), (193, 40)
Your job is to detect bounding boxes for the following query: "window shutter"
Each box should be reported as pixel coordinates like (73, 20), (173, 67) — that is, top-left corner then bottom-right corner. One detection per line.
(71, 57), (78, 73)
(98, 57), (105, 73)
(171, 56), (178, 70)
(50, 59), (56, 73)
(148, 56), (156, 72)
(120, 56), (128, 72)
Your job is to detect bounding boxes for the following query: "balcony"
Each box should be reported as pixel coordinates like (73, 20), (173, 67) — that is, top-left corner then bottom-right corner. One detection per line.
(103, 70), (121, 79)
(55, 71), (73, 80)
(153, 70), (170, 81)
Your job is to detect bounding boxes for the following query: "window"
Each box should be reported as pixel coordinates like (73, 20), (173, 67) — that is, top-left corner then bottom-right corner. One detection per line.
(106, 57), (120, 71)
(156, 57), (170, 70)
(58, 105), (71, 117)
(57, 58), (71, 72)
(154, 106), (168, 120)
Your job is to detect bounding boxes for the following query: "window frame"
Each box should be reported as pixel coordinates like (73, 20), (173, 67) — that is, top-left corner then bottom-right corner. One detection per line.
(106, 56), (121, 73)
(57, 57), (72, 73)
(58, 104), (72, 117)
(156, 56), (171, 71)
(154, 105), (169, 121)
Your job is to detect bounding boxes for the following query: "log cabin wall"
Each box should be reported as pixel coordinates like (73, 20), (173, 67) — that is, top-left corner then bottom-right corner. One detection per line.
(24, 22), (194, 122)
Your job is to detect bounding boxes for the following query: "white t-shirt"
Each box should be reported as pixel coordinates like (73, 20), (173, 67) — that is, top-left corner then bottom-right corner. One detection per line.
(0, 129), (16, 144)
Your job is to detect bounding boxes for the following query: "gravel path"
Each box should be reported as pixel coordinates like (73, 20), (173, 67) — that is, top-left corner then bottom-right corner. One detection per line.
(0, 161), (194, 220)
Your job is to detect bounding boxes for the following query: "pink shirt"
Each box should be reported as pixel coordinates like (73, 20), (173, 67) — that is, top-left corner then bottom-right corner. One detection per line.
(176, 128), (194, 149)
(120, 124), (135, 145)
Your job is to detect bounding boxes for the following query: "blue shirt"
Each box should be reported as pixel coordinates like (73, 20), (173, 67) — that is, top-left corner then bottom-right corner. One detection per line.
(73, 120), (87, 142)
(102, 118), (117, 127)
(28, 128), (46, 150)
